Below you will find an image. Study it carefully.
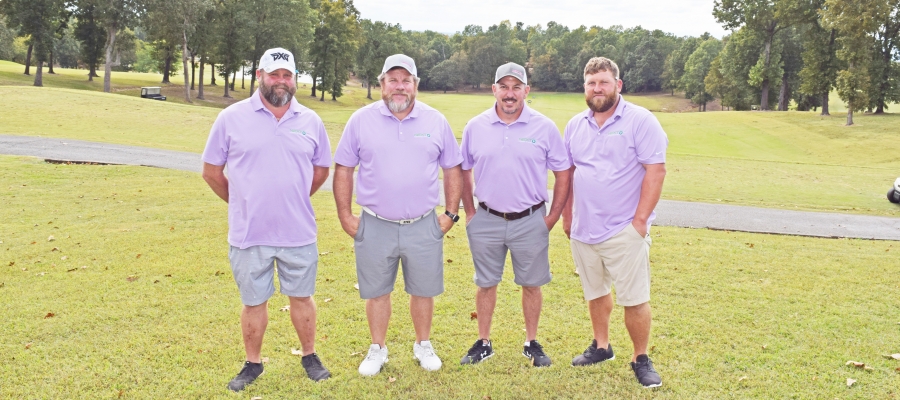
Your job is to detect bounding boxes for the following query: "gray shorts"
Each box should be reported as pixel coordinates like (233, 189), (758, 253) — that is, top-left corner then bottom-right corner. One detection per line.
(354, 210), (444, 299)
(465, 204), (551, 288)
(228, 243), (319, 306)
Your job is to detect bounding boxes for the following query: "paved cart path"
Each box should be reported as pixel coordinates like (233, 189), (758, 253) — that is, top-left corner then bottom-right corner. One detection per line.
(3, 134), (899, 241)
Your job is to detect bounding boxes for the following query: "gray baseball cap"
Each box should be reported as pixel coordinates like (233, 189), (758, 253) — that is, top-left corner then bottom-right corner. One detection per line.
(494, 62), (527, 85)
(382, 54), (417, 77)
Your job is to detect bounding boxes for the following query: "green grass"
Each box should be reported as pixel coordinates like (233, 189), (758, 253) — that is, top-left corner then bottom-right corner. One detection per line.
(2, 155), (899, 398)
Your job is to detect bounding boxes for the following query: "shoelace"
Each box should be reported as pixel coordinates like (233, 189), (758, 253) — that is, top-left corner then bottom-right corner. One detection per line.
(528, 343), (546, 357)
(419, 345), (436, 358)
(467, 342), (487, 357)
(365, 349), (385, 361)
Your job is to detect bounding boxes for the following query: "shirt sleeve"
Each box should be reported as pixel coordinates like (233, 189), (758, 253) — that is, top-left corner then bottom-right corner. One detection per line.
(311, 116), (332, 168)
(459, 122), (474, 171)
(545, 121), (571, 171)
(438, 116), (463, 169)
(201, 110), (229, 166)
(563, 120), (575, 166)
(333, 111), (361, 167)
(634, 112), (668, 165)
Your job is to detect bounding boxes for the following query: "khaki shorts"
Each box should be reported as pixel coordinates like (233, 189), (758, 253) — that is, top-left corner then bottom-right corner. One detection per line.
(570, 223), (652, 306)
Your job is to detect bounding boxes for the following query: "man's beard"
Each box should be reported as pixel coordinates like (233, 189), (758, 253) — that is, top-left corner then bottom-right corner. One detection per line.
(586, 89), (618, 113)
(383, 91), (414, 113)
(260, 78), (295, 107)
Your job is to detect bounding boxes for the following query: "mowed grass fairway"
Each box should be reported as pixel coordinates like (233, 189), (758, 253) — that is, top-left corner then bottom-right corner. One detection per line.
(3, 67), (900, 216)
(2, 156), (899, 398)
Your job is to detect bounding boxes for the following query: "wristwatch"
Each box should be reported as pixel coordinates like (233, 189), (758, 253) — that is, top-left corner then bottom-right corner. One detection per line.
(444, 210), (460, 223)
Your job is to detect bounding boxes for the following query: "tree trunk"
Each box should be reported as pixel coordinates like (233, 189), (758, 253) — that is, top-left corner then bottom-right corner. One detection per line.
(162, 53), (172, 84)
(210, 64), (217, 85)
(759, 29), (774, 110)
(198, 58), (205, 100)
(88, 64), (95, 82)
(48, 51), (55, 74)
(846, 108), (853, 126)
(778, 73), (789, 111)
(249, 60), (257, 93)
(821, 92), (830, 116)
(34, 61), (43, 87)
(103, 26), (118, 93)
(223, 69), (231, 98)
(24, 43), (33, 75)
(241, 64), (245, 89)
(190, 57), (196, 90)
(311, 71), (317, 97)
(230, 70), (236, 91)
(366, 74), (372, 99)
(182, 27), (192, 103)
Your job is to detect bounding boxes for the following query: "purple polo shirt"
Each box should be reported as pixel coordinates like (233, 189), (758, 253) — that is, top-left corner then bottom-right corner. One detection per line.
(201, 91), (332, 249)
(333, 100), (462, 221)
(460, 104), (571, 212)
(564, 96), (668, 244)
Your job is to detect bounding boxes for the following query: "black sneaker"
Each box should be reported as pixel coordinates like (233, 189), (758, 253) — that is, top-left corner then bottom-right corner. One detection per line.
(301, 353), (331, 382)
(522, 340), (552, 367)
(631, 354), (662, 388)
(227, 361), (263, 392)
(571, 339), (615, 366)
(460, 339), (494, 365)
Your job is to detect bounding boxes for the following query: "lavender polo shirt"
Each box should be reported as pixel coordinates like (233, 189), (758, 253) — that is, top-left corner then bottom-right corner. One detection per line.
(460, 104), (571, 212)
(564, 96), (668, 244)
(333, 100), (463, 221)
(201, 91), (332, 249)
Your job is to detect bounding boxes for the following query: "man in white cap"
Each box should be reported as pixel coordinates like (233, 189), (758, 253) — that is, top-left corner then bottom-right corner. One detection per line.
(458, 62), (571, 367)
(333, 54), (463, 376)
(202, 47), (333, 391)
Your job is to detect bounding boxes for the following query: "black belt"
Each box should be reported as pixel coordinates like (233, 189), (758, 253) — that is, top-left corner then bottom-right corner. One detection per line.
(479, 202), (544, 221)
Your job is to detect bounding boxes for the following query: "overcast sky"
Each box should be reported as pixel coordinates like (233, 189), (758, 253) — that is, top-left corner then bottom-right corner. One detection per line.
(354, 0), (729, 38)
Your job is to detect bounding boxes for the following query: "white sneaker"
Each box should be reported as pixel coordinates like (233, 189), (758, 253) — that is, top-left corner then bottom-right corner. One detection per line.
(413, 340), (442, 371)
(358, 344), (388, 376)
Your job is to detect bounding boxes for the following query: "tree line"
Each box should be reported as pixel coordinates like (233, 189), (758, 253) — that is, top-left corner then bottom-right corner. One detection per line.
(1, 0), (898, 124)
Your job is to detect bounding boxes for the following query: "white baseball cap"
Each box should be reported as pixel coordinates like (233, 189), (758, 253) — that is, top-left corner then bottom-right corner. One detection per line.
(381, 54), (417, 77)
(258, 47), (296, 74)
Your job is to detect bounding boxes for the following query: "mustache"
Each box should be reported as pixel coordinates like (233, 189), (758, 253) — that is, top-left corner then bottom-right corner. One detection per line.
(501, 97), (517, 102)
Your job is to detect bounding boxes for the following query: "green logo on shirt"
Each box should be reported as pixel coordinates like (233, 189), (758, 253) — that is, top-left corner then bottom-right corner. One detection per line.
(290, 129), (308, 136)
(414, 133), (431, 138)
(608, 130), (624, 135)
(519, 138), (536, 144)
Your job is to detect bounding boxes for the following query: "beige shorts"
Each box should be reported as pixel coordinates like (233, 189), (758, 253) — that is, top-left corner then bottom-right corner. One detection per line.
(570, 223), (652, 306)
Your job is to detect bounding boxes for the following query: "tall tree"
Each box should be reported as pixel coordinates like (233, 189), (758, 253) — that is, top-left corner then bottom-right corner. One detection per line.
(662, 36), (702, 96)
(356, 19), (404, 99)
(2, 0), (68, 85)
(245, 0), (312, 95)
(213, 0), (251, 98)
(81, 0), (143, 92)
(798, 5), (839, 115)
(681, 38), (723, 111)
(823, 0), (886, 125)
(714, 0), (811, 110)
(73, 3), (107, 80)
(867, 2), (900, 113)
(308, 0), (359, 101)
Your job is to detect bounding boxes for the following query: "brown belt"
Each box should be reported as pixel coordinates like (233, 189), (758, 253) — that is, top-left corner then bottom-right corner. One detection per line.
(479, 202), (544, 221)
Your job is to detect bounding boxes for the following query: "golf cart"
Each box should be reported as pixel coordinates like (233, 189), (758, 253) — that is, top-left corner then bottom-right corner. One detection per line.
(888, 177), (900, 204)
(140, 87), (166, 101)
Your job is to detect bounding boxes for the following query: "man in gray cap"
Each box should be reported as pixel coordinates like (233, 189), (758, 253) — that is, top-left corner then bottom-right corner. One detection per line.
(458, 62), (571, 367)
(333, 54), (463, 376)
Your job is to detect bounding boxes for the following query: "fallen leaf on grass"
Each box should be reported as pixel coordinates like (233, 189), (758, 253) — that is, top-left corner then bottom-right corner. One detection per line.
(350, 351), (363, 356)
(319, 251), (330, 256)
(60, 256), (67, 260)
(8, 262), (13, 266)
(169, 226), (175, 231)
(738, 376), (747, 382)
(126, 276), (138, 282)
(164, 274), (171, 277)
(745, 242), (754, 248)
(214, 270), (223, 276)
(483, 396), (491, 400)
(135, 254), (141, 259)
(324, 298), (332, 303)
(67, 268), (77, 272)
(153, 280), (160, 283)
(846, 378), (856, 387)
(761, 344), (767, 350)
(30, 241), (36, 245)
(47, 236), (55, 242)
(291, 348), (303, 356)
(446, 259), (453, 263)
(470, 312), (478, 320)
(354, 283), (359, 290)
(81, 266), (87, 269)
(280, 305), (290, 312)
(51, 247), (59, 252)
(845, 361), (873, 370)
(388, 377), (396, 383)
(44, 312), (55, 318)
(883, 354), (900, 360)
(118, 389), (124, 398)
(251, 397), (262, 400)
(25, 343), (32, 349)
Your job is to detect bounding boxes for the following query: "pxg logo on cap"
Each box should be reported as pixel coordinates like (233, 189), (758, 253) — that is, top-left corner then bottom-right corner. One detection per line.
(495, 62), (527, 85)
(259, 47), (296, 74)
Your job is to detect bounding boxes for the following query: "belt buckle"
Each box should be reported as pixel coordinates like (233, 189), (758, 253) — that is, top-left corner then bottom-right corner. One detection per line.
(399, 219), (414, 225)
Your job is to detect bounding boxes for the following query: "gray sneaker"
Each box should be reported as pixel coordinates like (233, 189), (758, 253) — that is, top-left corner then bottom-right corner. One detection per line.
(227, 361), (263, 392)
(631, 354), (662, 388)
(571, 339), (615, 366)
(522, 340), (552, 367)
